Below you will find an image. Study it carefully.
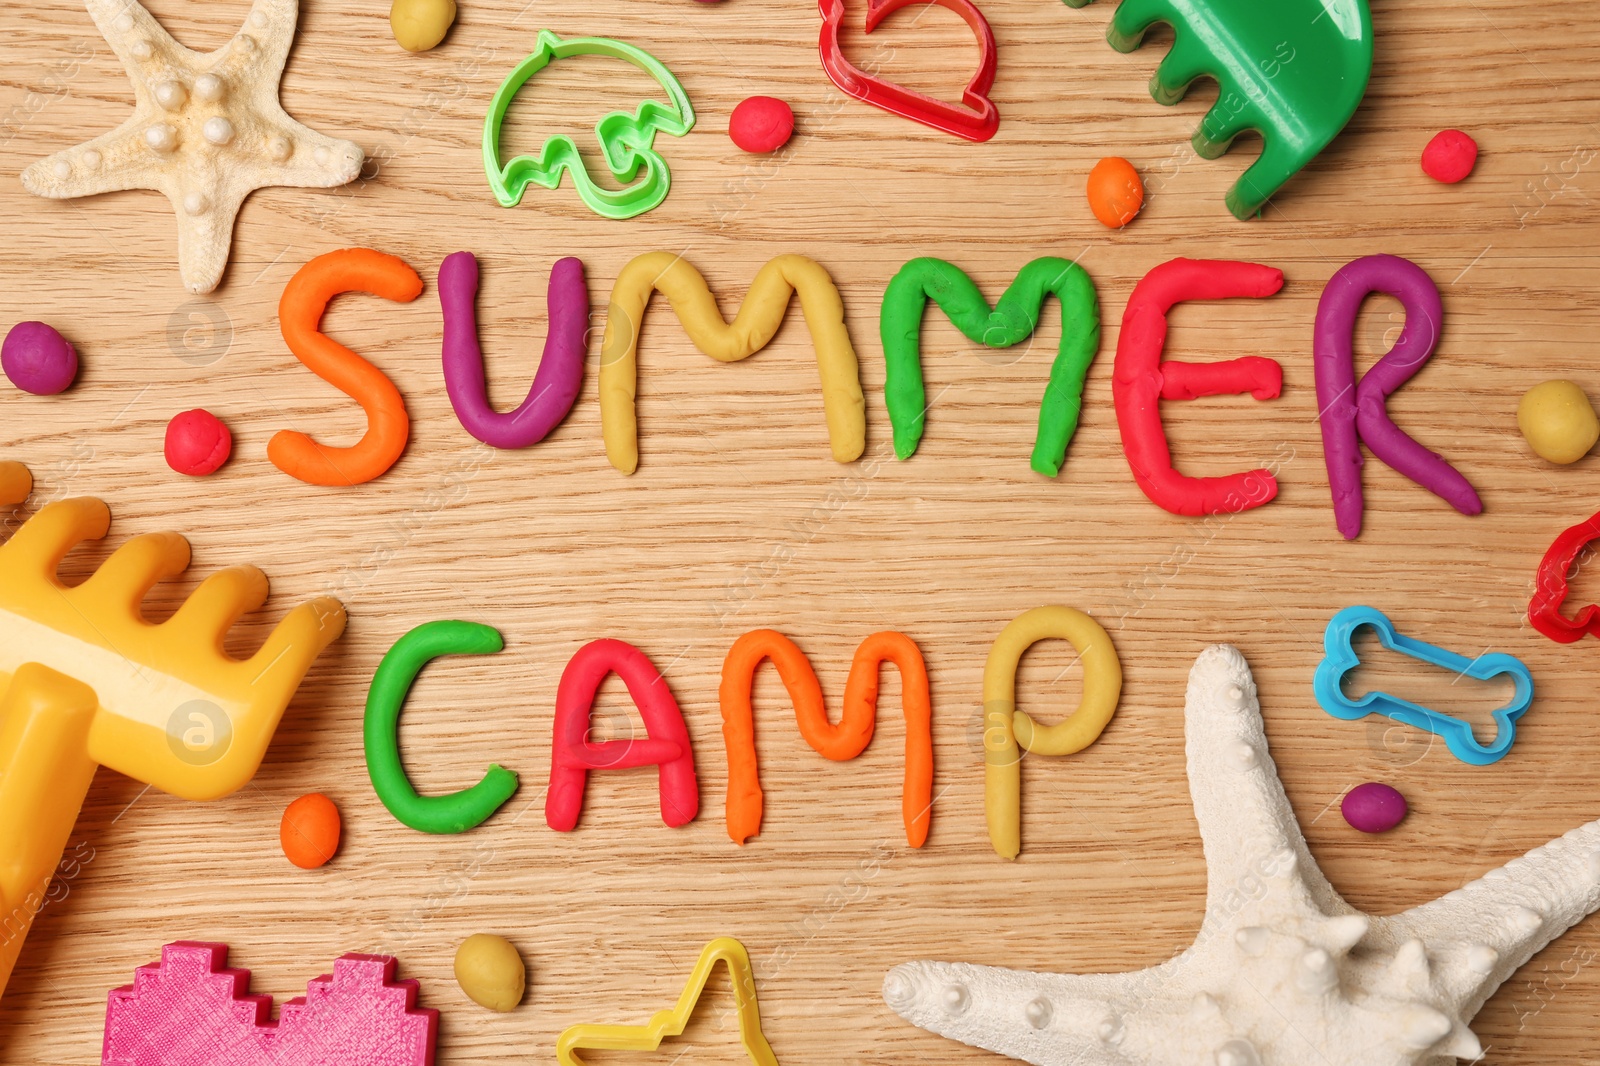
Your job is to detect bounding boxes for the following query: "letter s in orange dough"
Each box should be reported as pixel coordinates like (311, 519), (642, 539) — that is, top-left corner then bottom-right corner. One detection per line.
(269, 248), (423, 486)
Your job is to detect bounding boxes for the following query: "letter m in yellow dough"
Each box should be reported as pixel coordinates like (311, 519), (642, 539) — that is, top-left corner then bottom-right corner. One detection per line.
(599, 253), (867, 474)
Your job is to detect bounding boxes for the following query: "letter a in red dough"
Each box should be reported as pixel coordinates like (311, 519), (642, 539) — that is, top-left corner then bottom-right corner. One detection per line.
(546, 639), (699, 831)
(1113, 258), (1286, 516)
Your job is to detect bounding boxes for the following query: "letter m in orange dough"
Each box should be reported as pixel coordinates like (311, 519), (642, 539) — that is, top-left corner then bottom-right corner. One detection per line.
(720, 630), (933, 847)
(1112, 258), (1285, 516)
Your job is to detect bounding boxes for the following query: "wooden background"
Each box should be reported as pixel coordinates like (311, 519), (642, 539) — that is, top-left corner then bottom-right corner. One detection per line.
(3, 0), (1600, 1061)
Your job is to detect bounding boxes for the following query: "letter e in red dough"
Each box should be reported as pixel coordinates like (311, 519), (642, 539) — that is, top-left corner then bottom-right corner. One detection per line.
(1112, 258), (1286, 516)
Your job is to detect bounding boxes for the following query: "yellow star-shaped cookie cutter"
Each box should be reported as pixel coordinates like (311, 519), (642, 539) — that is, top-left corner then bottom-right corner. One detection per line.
(556, 938), (778, 1066)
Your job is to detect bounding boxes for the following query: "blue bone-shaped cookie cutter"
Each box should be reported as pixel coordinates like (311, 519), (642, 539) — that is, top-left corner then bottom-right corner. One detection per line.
(1313, 605), (1534, 766)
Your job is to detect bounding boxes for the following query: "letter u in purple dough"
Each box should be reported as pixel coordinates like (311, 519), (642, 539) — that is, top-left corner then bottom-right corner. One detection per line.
(1312, 254), (1482, 540)
(439, 251), (588, 448)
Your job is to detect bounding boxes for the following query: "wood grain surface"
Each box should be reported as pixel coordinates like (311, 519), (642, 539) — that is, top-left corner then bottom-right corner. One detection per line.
(2, 0), (1600, 1062)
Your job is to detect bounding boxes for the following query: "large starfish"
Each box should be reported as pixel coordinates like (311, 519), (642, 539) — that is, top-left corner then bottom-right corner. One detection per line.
(885, 645), (1600, 1066)
(21, 0), (362, 294)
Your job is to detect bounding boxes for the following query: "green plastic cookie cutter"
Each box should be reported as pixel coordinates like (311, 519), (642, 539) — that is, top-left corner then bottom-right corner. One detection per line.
(1064, 0), (1373, 220)
(483, 30), (696, 220)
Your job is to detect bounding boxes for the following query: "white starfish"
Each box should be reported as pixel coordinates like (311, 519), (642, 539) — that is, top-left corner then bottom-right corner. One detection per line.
(885, 645), (1600, 1066)
(20, 0), (362, 294)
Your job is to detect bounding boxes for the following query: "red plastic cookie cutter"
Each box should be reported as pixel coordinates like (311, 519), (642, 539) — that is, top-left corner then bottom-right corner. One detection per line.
(818, 0), (999, 142)
(1530, 508), (1600, 643)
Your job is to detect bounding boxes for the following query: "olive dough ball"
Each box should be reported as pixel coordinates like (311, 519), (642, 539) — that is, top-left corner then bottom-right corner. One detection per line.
(1518, 380), (1600, 464)
(454, 933), (525, 1012)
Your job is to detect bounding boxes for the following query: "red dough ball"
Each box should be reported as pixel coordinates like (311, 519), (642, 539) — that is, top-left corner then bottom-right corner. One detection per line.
(1421, 129), (1478, 183)
(164, 409), (232, 476)
(1086, 157), (1145, 228)
(729, 96), (795, 154)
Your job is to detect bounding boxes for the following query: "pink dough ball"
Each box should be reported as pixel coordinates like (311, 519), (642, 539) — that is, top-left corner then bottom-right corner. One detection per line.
(3, 321), (78, 395)
(1422, 130), (1478, 184)
(165, 409), (233, 476)
(729, 96), (795, 154)
(1341, 782), (1408, 833)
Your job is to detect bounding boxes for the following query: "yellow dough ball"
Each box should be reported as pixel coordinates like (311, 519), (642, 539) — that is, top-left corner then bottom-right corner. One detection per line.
(454, 934), (525, 1012)
(390, 0), (456, 52)
(1518, 380), (1600, 464)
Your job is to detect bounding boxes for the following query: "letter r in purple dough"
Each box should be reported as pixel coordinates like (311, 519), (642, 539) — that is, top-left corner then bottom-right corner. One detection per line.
(1312, 254), (1482, 540)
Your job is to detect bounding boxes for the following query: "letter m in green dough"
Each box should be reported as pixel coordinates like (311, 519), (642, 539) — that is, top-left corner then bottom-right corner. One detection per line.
(880, 258), (1100, 477)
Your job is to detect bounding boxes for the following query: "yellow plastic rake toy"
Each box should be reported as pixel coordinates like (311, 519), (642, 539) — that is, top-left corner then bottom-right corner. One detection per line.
(0, 463), (346, 1000)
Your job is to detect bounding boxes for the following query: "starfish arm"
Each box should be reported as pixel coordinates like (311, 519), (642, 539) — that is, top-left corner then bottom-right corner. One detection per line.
(883, 959), (1171, 1066)
(1378, 818), (1600, 1019)
(82, 0), (187, 74)
(237, 0), (300, 79)
(21, 122), (170, 198)
(1184, 646), (1351, 931)
(170, 180), (248, 293)
(252, 114), (363, 188)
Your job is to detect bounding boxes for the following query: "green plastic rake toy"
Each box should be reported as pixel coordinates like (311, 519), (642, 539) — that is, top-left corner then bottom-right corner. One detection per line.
(1066, 0), (1374, 219)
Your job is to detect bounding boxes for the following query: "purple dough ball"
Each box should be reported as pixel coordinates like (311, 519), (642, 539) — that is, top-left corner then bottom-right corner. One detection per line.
(3, 321), (78, 395)
(1342, 782), (1408, 834)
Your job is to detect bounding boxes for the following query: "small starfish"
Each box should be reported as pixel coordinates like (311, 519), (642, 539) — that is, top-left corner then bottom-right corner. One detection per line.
(21, 0), (363, 294)
(885, 645), (1600, 1066)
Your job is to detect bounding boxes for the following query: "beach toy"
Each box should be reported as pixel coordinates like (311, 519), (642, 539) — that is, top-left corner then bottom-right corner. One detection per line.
(1314, 606), (1532, 766)
(1529, 507), (1600, 643)
(557, 937), (777, 1066)
(484, 31), (694, 220)
(280, 792), (341, 869)
(881, 257), (1100, 477)
(365, 620), (518, 834)
(1063, 0), (1373, 219)
(20, 0), (363, 293)
(1113, 258), (1284, 516)
(599, 252), (866, 474)
(1314, 254), (1482, 539)
(439, 252), (588, 449)
(391, 0), (456, 52)
(164, 409), (232, 476)
(984, 606), (1121, 860)
(818, 0), (998, 142)
(2, 321), (77, 395)
(0, 473), (345, 1002)
(720, 630), (933, 847)
(101, 942), (436, 1066)
(269, 248), (422, 487)
(1342, 782), (1407, 833)
(729, 97), (795, 154)
(1518, 380), (1599, 464)
(1422, 130), (1478, 184)
(454, 934), (525, 1012)
(1085, 157), (1144, 228)
(547, 639), (698, 832)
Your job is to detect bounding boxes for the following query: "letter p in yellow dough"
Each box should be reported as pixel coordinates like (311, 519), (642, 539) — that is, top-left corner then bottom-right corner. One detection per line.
(599, 252), (867, 473)
(983, 606), (1121, 860)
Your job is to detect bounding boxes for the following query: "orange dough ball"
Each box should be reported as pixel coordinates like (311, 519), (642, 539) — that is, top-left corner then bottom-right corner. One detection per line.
(1086, 157), (1145, 228)
(280, 793), (341, 869)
